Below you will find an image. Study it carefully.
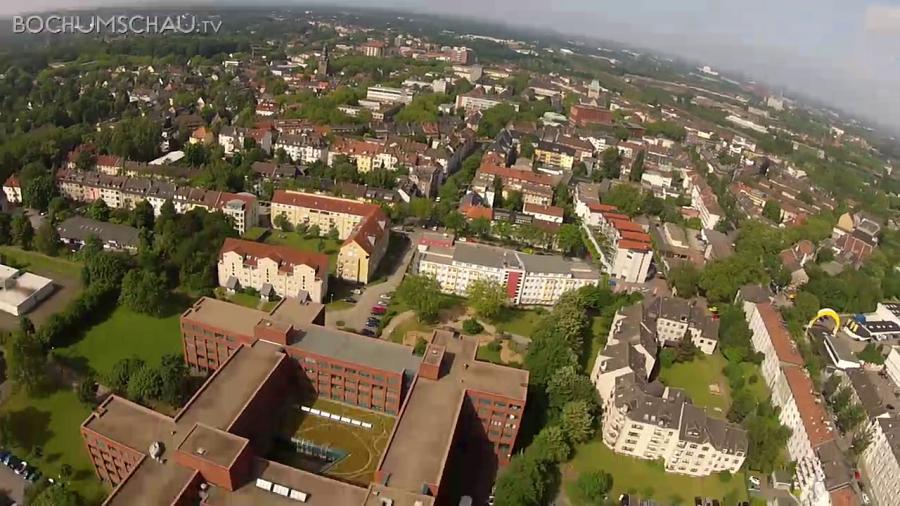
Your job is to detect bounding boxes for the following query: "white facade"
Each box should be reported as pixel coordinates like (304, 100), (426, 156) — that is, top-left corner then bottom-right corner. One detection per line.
(886, 347), (900, 389)
(366, 86), (413, 104)
(274, 138), (328, 165)
(218, 250), (326, 304)
(862, 418), (900, 506)
(0, 265), (54, 316)
(2, 182), (21, 204)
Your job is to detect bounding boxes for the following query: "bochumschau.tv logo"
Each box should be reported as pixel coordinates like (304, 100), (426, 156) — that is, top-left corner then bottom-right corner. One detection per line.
(13, 15), (223, 35)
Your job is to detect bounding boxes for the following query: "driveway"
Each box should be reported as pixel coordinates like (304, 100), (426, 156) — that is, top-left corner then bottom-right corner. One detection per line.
(0, 464), (28, 505)
(325, 230), (418, 331)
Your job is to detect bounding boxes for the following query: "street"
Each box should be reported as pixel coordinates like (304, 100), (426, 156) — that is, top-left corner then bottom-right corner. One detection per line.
(325, 229), (418, 331)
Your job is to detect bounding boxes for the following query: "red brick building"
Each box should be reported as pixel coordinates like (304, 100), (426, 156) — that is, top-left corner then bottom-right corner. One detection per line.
(81, 299), (528, 505)
(569, 104), (614, 127)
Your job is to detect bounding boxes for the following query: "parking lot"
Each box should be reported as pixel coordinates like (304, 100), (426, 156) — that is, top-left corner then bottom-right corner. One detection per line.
(0, 452), (36, 504)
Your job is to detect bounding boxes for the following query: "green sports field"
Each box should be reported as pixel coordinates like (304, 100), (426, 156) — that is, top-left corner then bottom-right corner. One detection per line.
(275, 398), (395, 485)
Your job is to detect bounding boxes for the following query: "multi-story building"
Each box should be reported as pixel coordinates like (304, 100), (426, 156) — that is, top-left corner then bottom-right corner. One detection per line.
(578, 198), (654, 284)
(743, 301), (855, 506)
(366, 85), (413, 105)
(219, 126), (273, 155)
(862, 417), (900, 506)
(273, 133), (328, 165)
(54, 170), (258, 234)
(590, 303), (746, 477)
(360, 39), (387, 57)
(80, 296), (527, 506)
(270, 191), (389, 284)
(218, 238), (329, 303)
(522, 203), (564, 224)
(569, 104), (615, 127)
(455, 88), (519, 113)
(534, 141), (576, 171)
(688, 174), (724, 230)
(2, 175), (21, 204)
(415, 236), (600, 306)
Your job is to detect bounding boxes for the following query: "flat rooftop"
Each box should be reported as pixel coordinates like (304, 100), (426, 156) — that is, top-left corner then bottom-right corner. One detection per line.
(378, 332), (527, 493)
(83, 396), (177, 456)
(292, 326), (422, 376)
(181, 296), (325, 341)
(177, 423), (248, 469)
(104, 456), (196, 506)
(0, 264), (53, 309)
(204, 458), (368, 506)
(176, 341), (287, 430)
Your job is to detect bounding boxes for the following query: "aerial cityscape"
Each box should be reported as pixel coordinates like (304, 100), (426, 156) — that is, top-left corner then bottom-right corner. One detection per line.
(0, 3), (897, 506)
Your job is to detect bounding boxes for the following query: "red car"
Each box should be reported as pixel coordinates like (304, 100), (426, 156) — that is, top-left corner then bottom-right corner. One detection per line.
(371, 305), (387, 315)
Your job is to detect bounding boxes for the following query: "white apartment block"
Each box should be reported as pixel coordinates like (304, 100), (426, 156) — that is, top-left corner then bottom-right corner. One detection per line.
(218, 238), (328, 303)
(2, 175), (21, 204)
(886, 346), (900, 389)
(688, 175), (723, 230)
(274, 134), (328, 165)
(743, 301), (846, 506)
(862, 417), (900, 506)
(577, 198), (654, 284)
(591, 304), (746, 477)
(415, 239), (599, 306)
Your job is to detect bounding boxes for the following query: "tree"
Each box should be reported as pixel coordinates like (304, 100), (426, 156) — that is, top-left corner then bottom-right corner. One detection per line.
(546, 365), (597, 413)
(107, 357), (146, 393)
(413, 337), (428, 356)
(127, 365), (163, 404)
(307, 224), (321, 238)
(19, 316), (34, 336)
(274, 213), (292, 232)
(467, 278), (507, 321)
(327, 227), (340, 241)
(20, 162), (57, 212)
(531, 425), (571, 463)
(470, 217), (491, 237)
(6, 331), (47, 394)
(675, 335), (699, 363)
(603, 184), (643, 216)
(0, 213), (10, 245)
(77, 376), (97, 405)
(493, 453), (549, 506)
(600, 147), (621, 179)
(629, 150), (646, 182)
(462, 319), (484, 334)
(574, 470), (613, 505)
(120, 269), (167, 316)
(762, 200), (782, 223)
(557, 224), (584, 256)
(503, 190), (524, 211)
(158, 354), (189, 406)
(87, 199), (110, 221)
(83, 250), (130, 287)
(669, 264), (701, 297)
(31, 484), (82, 506)
(34, 220), (60, 256)
(131, 200), (155, 230)
(396, 274), (443, 323)
(560, 400), (595, 444)
(443, 211), (466, 233)
(11, 212), (33, 249)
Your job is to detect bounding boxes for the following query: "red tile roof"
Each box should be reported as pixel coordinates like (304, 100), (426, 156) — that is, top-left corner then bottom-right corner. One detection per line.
(220, 238), (328, 277)
(610, 219), (644, 233)
(588, 203), (618, 213)
(273, 190), (379, 217)
(3, 175), (19, 188)
(756, 302), (804, 366)
(618, 240), (652, 252)
(828, 488), (858, 506)
(783, 365), (835, 449)
(96, 155), (123, 167)
(620, 231), (652, 243)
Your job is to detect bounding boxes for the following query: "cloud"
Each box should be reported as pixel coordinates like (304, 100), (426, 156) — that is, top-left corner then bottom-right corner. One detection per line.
(865, 4), (900, 36)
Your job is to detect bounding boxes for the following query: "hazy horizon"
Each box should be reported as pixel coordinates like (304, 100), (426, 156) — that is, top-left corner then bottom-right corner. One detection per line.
(3, 0), (900, 132)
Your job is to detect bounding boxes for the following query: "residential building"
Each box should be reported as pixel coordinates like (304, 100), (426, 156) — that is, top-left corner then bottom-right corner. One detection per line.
(688, 174), (724, 230)
(96, 155), (124, 175)
(590, 303), (746, 477)
(580, 201), (653, 284)
(360, 39), (387, 57)
(862, 417), (900, 506)
(270, 191), (389, 284)
(219, 126), (273, 155)
(534, 141), (576, 170)
(57, 217), (140, 252)
(744, 301), (855, 506)
(455, 88), (519, 113)
(218, 238), (329, 303)
(779, 240), (816, 287)
(54, 170), (258, 234)
(82, 296), (528, 505)
(522, 203), (564, 224)
(414, 236), (600, 306)
(569, 104), (615, 127)
(274, 133), (328, 164)
(2, 175), (21, 204)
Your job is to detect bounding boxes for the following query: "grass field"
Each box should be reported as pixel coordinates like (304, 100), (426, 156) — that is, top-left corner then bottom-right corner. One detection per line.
(265, 232), (342, 273)
(387, 316), (434, 344)
(493, 308), (545, 337)
(0, 387), (108, 503)
(242, 226), (268, 241)
(221, 291), (262, 310)
(659, 353), (732, 418)
(54, 304), (186, 379)
(0, 246), (82, 279)
(564, 438), (749, 505)
(277, 398), (395, 485)
(476, 343), (503, 364)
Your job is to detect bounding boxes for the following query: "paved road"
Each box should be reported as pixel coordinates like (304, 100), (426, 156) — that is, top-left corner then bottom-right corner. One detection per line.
(325, 230), (417, 331)
(0, 464), (28, 505)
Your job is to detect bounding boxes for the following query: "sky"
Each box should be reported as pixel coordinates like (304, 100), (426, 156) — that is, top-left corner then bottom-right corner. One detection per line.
(3, 0), (900, 130)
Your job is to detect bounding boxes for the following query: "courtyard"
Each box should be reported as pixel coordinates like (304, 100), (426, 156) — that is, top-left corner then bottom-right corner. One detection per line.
(272, 398), (395, 486)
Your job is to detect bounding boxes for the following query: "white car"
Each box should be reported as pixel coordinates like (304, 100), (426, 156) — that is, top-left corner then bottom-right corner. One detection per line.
(861, 492), (870, 505)
(748, 476), (761, 488)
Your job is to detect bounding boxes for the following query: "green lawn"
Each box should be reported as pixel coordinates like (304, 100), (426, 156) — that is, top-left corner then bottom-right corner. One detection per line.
(0, 387), (108, 503)
(55, 305), (185, 379)
(0, 246), (82, 278)
(265, 232), (342, 273)
(228, 292), (262, 309)
(242, 226), (269, 241)
(659, 353), (731, 418)
(494, 308), (545, 337)
(476, 343), (503, 364)
(387, 316), (433, 344)
(326, 300), (354, 311)
(564, 438), (748, 505)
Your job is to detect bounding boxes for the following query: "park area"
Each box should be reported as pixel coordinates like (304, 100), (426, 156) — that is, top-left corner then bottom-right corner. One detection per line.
(659, 353), (732, 418)
(272, 398), (395, 486)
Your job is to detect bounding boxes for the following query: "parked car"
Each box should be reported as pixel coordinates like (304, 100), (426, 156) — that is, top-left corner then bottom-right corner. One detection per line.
(371, 305), (387, 315)
(360, 329), (375, 337)
(26, 469), (40, 482)
(14, 461), (27, 475)
(5, 455), (21, 469)
(351, 288), (363, 295)
(748, 476), (761, 489)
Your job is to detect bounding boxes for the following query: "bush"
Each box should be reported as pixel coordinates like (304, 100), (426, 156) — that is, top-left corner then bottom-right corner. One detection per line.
(413, 337), (428, 356)
(462, 318), (484, 334)
(487, 340), (502, 353)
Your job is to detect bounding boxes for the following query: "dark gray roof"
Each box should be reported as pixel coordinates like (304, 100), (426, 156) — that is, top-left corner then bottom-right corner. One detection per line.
(57, 217), (140, 249)
(292, 326), (422, 376)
